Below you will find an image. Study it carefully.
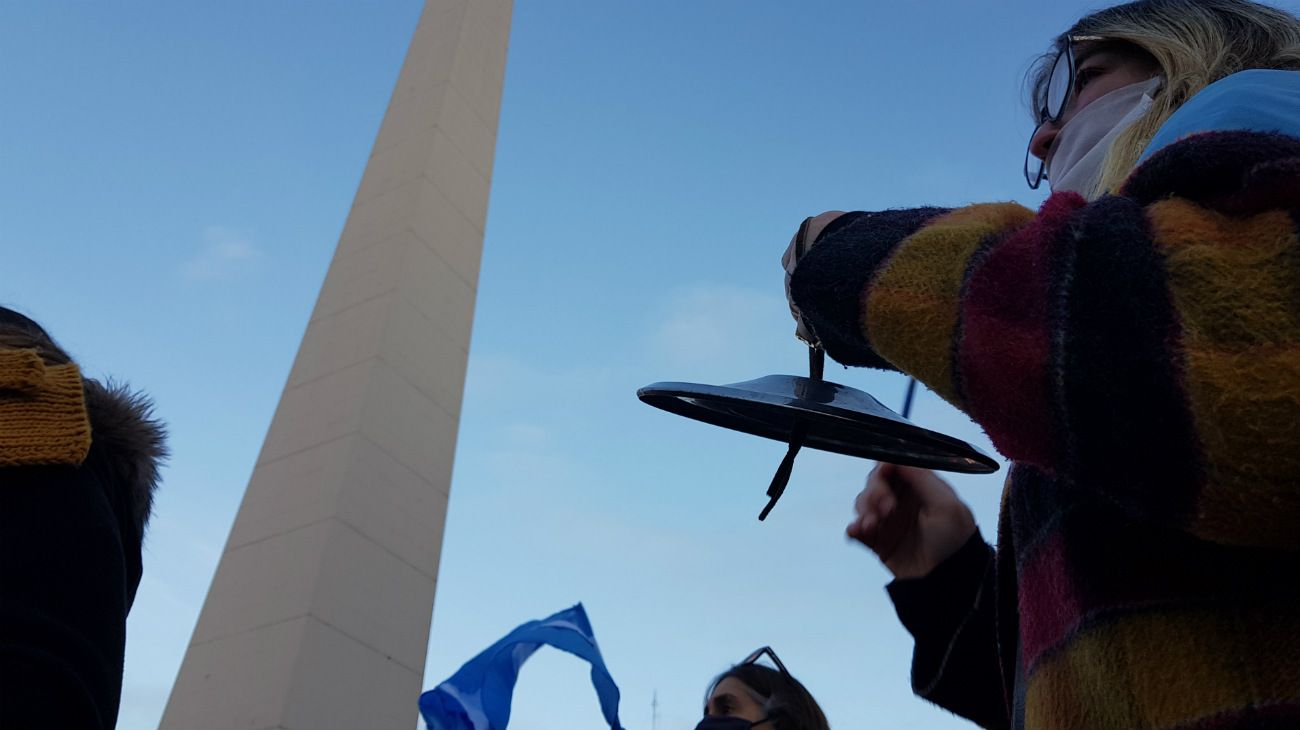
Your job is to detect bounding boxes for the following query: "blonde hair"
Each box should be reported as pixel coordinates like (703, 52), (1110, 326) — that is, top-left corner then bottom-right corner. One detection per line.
(1029, 0), (1300, 196)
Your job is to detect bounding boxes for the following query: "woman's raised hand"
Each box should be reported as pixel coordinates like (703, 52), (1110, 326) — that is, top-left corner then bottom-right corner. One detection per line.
(847, 463), (977, 579)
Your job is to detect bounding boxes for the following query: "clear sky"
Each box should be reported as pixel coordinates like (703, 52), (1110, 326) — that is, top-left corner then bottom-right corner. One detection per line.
(7, 2), (1299, 729)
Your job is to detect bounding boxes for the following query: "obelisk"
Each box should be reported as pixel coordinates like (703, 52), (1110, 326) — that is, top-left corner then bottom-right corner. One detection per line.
(159, 2), (511, 727)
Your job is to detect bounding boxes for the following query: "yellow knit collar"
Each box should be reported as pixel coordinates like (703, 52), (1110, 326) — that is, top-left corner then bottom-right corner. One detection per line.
(0, 348), (92, 467)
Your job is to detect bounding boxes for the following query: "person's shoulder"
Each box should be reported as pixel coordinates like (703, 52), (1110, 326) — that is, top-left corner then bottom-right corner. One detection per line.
(82, 379), (167, 534)
(1122, 128), (1300, 214)
(1140, 69), (1300, 163)
(1122, 70), (1300, 212)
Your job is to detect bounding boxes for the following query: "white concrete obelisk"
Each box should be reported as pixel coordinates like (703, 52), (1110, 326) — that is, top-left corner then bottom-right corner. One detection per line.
(160, 2), (511, 727)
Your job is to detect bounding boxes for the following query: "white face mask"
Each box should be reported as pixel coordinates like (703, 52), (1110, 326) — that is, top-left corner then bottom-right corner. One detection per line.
(1047, 77), (1162, 198)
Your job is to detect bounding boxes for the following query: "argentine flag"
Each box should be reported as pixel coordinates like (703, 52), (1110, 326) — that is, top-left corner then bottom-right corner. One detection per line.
(419, 603), (623, 730)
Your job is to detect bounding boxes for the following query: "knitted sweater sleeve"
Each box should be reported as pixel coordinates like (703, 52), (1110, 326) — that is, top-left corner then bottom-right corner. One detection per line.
(790, 130), (1300, 550)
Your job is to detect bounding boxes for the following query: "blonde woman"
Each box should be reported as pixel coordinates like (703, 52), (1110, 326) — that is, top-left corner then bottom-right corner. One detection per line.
(783, 1), (1300, 727)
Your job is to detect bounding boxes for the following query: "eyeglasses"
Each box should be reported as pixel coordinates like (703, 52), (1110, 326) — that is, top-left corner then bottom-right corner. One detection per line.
(1024, 34), (1106, 189)
(740, 646), (790, 676)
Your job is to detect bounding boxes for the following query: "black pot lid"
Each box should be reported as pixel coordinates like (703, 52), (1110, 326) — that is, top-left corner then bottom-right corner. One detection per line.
(638, 374), (999, 474)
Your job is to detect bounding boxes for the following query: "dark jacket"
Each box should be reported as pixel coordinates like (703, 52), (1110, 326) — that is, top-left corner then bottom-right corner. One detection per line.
(1, 366), (165, 728)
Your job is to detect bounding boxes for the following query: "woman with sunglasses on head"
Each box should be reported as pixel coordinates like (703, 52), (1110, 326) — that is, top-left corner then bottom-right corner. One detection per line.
(782, 1), (1300, 728)
(697, 647), (829, 730)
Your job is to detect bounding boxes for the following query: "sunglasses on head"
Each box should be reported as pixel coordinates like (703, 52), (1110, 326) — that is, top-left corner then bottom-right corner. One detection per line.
(740, 646), (790, 676)
(694, 648), (792, 730)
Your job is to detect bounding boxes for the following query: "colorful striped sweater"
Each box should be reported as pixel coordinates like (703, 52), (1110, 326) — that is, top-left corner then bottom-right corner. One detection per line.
(788, 130), (1300, 729)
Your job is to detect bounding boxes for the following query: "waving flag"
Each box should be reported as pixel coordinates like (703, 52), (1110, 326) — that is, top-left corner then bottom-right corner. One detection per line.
(419, 603), (623, 730)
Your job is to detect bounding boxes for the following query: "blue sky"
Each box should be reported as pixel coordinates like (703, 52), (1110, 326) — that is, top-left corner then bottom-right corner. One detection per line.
(8, 2), (1299, 729)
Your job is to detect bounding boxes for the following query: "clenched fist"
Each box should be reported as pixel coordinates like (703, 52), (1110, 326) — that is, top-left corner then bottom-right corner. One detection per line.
(847, 463), (977, 579)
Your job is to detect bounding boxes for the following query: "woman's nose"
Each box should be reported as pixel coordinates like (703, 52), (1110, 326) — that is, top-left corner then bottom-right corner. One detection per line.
(1029, 121), (1061, 162)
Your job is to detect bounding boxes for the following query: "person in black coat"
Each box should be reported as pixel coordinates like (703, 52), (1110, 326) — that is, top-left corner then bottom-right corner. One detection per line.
(0, 306), (166, 728)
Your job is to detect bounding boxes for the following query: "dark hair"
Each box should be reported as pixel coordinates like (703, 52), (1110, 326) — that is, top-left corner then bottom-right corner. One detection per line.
(0, 306), (72, 365)
(704, 663), (830, 730)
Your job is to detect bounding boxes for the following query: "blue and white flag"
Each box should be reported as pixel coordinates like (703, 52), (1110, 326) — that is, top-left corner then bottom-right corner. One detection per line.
(419, 603), (623, 730)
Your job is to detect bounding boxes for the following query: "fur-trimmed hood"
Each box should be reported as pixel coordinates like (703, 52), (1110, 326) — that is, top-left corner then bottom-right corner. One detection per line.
(83, 379), (167, 535)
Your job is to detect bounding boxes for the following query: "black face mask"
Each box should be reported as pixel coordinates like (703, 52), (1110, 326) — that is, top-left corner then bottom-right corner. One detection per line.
(694, 715), (772, 730)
